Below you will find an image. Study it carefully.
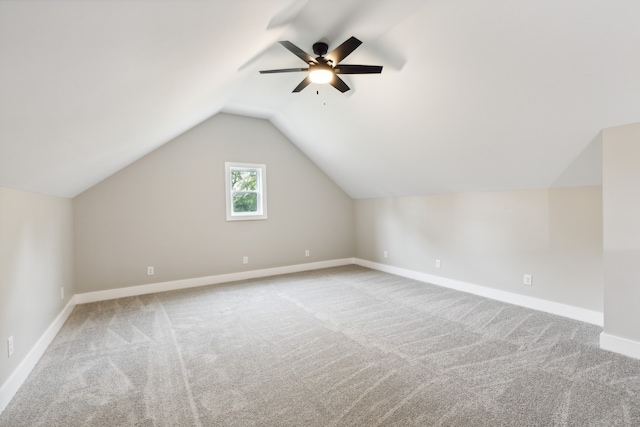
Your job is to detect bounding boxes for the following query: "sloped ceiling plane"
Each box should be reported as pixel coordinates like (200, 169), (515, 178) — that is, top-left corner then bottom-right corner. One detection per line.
(1, 0), (639, 198)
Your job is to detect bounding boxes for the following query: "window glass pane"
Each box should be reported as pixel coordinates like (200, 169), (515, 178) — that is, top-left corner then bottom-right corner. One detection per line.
(231, 169), (257, 191)
(233, 193), (258, 213)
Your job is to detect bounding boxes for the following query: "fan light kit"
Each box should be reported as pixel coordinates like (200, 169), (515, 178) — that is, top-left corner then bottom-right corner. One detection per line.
(309, 66), (333, 84)
(260, 36), (382, 93)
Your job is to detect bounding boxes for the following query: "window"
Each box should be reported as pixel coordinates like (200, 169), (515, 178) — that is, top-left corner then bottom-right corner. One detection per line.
(225, 162), (267, 221)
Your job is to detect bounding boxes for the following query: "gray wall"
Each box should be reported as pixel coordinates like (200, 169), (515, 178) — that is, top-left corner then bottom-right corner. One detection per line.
(0, 187), (74, 387)
(355, 186), (603, 312)
(73, 113), (355, 292)
(603, 122), (640, 341)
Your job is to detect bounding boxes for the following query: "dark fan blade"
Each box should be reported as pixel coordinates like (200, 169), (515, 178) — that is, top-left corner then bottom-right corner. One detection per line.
(293, 76), (312, 93)
(325, 36), (362, 64)
(279, 41), (318, 64)
(259, 68), (308, 74)
(329, 75), (350, 93)
(335, 64), (383, 74)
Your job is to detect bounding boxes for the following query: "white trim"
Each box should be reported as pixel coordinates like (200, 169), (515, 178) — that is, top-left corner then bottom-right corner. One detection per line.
(600, 332), (640, 360)
(225, 162), (267, 221)
(75, 258), (355, 304)
(0, 297), (76, 415)
(354, 258), (604, 326)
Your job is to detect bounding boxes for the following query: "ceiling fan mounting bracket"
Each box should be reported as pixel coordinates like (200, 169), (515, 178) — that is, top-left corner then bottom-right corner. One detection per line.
(313, 42), (329, 57)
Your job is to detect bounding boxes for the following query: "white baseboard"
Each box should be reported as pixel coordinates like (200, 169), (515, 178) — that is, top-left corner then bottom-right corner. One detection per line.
(75, 258), (355, 304)
(354, 258), (604, 326)
(600, 333), (640, 360)
(0, 297), (76, 415)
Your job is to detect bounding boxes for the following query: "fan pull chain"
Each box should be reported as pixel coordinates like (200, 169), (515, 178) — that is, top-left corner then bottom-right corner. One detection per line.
(314, 84), (327, 106)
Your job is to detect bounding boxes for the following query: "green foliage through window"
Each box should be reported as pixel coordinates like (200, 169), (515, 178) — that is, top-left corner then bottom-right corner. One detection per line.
(233, 193), (257, 213)
(230, 168), (260, 213)
(231, 170), (257, 191)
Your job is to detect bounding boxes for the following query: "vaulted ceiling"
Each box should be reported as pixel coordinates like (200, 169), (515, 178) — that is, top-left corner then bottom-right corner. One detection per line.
(2, 0), (639, 199)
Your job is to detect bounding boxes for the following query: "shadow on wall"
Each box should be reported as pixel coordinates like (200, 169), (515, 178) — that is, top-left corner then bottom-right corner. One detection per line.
(551, 132), (602, 188)
(382, 196), (450, 266)
(547, 186), (604, 311)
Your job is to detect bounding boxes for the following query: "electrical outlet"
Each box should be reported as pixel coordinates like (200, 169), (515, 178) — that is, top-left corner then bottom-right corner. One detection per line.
(383, 251), (388, 258)
(305, 249), (310, 257)
(8, 336), (14, 357)
(147, 266), (154, 276)
(435, 259), (441, 268)
(524, 274), (532, 286)
(60, 287), (64, 300)
(243, 256), (249, 264)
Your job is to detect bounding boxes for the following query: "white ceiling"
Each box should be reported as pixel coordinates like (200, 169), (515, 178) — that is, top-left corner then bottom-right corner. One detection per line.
(2, 0), (640, 199)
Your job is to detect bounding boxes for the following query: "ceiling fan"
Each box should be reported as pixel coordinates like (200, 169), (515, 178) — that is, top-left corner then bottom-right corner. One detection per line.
(259, 36), (383, 93)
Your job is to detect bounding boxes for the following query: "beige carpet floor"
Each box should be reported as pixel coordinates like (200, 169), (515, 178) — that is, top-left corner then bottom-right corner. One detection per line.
(2, 265), (640, 426)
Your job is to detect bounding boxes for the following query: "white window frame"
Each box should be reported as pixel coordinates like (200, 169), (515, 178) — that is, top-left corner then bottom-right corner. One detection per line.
(225, 162), (268, 221)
